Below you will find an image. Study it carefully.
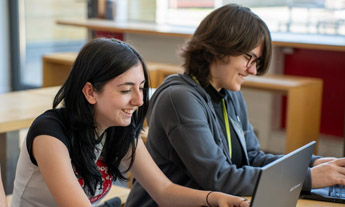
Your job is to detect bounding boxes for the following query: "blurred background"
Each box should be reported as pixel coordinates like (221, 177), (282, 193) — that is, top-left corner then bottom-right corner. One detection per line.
(0, 0), (344, 155)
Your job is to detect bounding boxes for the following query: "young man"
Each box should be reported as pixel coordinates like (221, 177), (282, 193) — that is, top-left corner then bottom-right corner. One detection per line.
(127, 4), (345, 207)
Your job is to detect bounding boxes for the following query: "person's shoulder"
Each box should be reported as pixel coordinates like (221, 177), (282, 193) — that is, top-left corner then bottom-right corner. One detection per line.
(151, 74), (206, 107)
(157, 85), (204, 108)
(28, 108), (69, 147)
(27, 108), (70, 165)
(167, 84), (196, 95)
(163, 76), (202, 97)
(32, 108), (66, 129)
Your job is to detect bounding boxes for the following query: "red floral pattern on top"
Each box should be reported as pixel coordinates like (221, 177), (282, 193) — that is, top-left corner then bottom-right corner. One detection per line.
(75, 159), (113, 204)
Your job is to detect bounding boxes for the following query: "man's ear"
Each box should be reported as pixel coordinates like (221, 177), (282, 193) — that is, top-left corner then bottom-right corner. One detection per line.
(82, 82), (97, 104)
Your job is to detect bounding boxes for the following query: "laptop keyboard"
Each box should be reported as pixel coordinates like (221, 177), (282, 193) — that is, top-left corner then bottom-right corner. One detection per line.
(329, 184), (345, 198)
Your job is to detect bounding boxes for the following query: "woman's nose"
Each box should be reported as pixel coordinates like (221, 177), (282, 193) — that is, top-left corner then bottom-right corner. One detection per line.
(131, 89), (144, 106)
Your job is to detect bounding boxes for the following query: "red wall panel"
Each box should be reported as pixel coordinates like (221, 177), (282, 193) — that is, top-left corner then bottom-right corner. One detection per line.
(283, 49), (345, 137)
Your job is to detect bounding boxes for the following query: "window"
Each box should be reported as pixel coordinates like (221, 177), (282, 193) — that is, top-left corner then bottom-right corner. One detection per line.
(10, 0), (87, 90)
(156, 0), (221, 26)
(156, 0), (345, 36)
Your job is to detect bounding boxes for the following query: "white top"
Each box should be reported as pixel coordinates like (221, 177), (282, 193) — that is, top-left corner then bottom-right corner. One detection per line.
(11, 137), (108, 207)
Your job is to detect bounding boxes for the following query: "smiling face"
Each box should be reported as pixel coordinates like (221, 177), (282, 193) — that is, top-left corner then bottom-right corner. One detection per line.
(209, 43), (263, 91)
(83, 62), (145, 133)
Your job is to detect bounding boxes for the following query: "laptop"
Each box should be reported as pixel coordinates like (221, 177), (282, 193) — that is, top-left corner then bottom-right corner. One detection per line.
(300, 183), (345, 203)
(250, 141), (316, 207)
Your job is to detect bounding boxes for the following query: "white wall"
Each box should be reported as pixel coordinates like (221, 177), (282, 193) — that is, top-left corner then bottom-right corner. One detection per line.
(0, 0), (10, 93)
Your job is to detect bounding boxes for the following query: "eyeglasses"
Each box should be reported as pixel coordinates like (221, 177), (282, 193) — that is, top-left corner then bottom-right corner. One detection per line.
(244, 53), (263, 69)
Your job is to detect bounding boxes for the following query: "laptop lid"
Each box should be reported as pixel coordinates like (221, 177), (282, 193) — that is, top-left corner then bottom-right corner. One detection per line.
(250, 141), (316, 207)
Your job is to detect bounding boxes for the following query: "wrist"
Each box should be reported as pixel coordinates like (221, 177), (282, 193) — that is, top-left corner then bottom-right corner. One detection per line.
(206, 191), (214, 207)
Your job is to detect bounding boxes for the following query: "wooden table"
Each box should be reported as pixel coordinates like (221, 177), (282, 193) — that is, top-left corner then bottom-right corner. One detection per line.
(0, 86), (59, 193)
(296, 199), (344, 207)
(6, 190), (343, 207)
(245, 197), (345, 207)
(100, 192), (345, 207)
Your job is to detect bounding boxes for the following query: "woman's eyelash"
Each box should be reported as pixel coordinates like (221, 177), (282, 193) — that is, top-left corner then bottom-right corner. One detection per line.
(121, 90), (131, 93)
(121, 88), (145, 93)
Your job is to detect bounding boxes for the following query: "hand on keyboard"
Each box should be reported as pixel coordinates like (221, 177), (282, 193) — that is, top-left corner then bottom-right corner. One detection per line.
(311, 157), (345, 189)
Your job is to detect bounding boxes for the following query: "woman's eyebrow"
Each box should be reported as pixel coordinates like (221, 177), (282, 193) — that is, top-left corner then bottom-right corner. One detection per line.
(117, 82), (135, 87)
(117, 80), (146, 87)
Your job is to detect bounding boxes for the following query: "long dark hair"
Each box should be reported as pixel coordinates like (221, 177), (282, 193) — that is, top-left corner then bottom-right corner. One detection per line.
(182, 3), (272, 87)
(53, 38), (149, 195)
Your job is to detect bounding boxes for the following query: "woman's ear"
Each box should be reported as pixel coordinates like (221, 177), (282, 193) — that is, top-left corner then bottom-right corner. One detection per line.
(82, 82), (97, 104)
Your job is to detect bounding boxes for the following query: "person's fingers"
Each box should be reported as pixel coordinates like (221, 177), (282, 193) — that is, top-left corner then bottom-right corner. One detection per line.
(238, 197), (249, 207)
(312, 161), (345, 188)
(314, 157), (336, 166)
(334, 157), (345, 167)
(336, 165), (345, 176)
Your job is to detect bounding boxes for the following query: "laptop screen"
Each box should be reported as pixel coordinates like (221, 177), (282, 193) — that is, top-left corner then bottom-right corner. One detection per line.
(250, 141), (315, 207)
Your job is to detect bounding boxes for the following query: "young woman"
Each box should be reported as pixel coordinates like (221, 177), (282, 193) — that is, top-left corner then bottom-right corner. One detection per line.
(11, 38), (249, 207)
(0, 167), (8, 207)
(127, 3), (345, 207)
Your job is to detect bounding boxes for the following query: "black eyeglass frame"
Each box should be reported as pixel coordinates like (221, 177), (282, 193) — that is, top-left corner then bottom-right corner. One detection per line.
(244, 53), (263, 70)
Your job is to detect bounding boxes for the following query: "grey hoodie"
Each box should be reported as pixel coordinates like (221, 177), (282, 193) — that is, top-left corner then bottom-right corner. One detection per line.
(126, 73), (316, 207)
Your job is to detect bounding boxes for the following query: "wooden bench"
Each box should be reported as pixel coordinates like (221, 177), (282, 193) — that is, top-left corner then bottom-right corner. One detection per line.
(144, 62), (183, 88)
(42, 52), (183, 88)
(243, 75), (322, 153)
(42, 52), (78, 87)
(42, 52), (323, 154)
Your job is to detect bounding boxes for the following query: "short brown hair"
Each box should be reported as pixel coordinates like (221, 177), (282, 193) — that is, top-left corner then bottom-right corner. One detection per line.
(181, 4), (272, 87)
